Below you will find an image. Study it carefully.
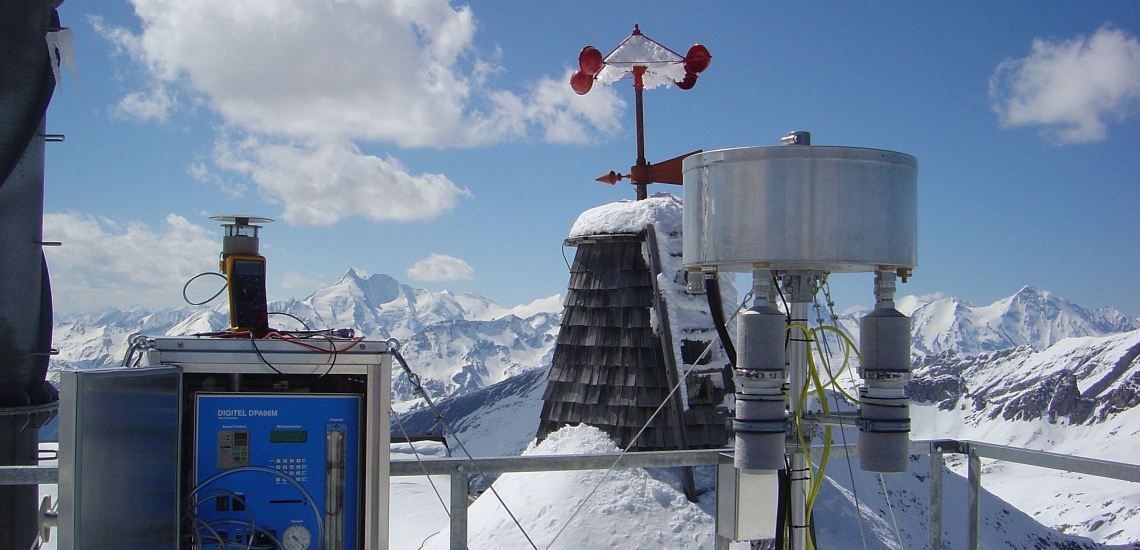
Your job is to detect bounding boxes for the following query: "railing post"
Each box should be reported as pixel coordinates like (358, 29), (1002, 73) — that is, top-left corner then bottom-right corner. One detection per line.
(928, 449), (943, 550)
(451, 471), (468, 550)
(714, 534), (732, 550)
(967, 448), (981, 550)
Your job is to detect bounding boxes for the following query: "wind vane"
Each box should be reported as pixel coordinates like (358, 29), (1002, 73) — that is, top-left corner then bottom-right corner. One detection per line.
(571, 25), (711, 200)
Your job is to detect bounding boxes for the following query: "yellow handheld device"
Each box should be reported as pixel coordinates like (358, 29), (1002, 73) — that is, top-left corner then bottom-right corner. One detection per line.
(210, 215), (273, 333)
(224, 254), (269, 332)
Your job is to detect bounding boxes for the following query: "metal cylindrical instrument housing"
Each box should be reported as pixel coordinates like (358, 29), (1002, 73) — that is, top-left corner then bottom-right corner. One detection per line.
(858, 307), (913, 473)
(222, 234), (259, 257)
(683, 145), (918, 273)
(733, 305), (788, 472)
(737, 305), (787, 374)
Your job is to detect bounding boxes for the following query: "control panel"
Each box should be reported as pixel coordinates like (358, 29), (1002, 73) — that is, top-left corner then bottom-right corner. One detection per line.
(193, 393), (361, 550)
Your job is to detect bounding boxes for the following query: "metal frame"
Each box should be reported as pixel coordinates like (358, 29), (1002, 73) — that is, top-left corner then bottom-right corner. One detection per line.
(388, 440), (1140, 550)
(10, 427), (1140, 549)
(146, 336), (386, 375)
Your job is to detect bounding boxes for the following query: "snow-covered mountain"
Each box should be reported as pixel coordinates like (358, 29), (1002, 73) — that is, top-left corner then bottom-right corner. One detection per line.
(392, 288), (1140, 548)
(50, 269), (562, 403)
(909, 330), (1140, 546)
(838, 285), (1140, 358)
(50, 269), (1140, 545)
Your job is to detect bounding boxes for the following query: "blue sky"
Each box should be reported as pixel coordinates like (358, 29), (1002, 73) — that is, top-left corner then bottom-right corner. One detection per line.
(41, 1), (1140, 316)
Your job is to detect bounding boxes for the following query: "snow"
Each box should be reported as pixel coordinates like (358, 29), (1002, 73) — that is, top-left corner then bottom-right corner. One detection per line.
(910, 329), (1140, 545)
(836, 286), (1140, 359)
(569, 193), (683, 238)
(422, 424), (716, 550)
(390, 441), (453, 549)
(45, 28), (80, 91)
(41, 197), (1140, 547)
(595, 31), (686, 90)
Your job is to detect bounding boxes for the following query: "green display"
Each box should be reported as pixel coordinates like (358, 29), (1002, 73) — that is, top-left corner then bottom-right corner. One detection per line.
(269, 429), (308, 443)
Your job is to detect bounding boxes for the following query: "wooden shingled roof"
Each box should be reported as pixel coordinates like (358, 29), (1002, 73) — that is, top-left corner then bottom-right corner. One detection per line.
(536, 231), (727, 452)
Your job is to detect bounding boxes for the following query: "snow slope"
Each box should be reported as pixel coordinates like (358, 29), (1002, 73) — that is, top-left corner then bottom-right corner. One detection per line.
(389, 332), (1140, 547)
(422, 424), (716, 550)
(910, 329), (1140, 546)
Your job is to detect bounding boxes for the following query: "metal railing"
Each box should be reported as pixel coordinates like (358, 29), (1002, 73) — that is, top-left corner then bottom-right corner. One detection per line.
(389, 439), (1140, 550)
(6, 439), (1138, 549)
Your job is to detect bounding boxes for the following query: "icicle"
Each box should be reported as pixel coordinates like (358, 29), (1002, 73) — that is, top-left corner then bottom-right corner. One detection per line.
(45, 28), (81, 91)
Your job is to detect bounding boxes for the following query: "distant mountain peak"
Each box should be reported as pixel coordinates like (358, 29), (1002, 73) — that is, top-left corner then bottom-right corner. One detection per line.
(837, 286), (1140, 358)
(338, 267), (368, 282)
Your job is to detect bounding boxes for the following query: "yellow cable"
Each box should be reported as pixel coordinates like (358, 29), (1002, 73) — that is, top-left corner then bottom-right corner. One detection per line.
(788, 323), (833, 550)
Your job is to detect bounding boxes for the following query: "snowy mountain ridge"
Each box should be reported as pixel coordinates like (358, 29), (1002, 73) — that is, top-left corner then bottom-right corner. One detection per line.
(48, 271), (1140, 546)
(53, 275), (1138, 406)
(394, 297), (1140, 548)
(839, 285), (1140, 358)
(908, 329), (1140, 546)
(50, 269), (561, 403)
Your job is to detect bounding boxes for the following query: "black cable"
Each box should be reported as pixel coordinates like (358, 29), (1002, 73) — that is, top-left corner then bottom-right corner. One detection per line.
(775, 276), (792, 350)
(248, 331), (343, 380)
(775, 465), (789, 550)
(248, 331), (290, 377)
(317, 333), (339, 378)
(704, 273), (737, 368)
(561, 243), (573, 272)
(183, 272), (228, 306)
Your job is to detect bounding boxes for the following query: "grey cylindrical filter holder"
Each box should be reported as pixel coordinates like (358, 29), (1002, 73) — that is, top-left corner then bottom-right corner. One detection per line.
(857, 307), (912, 473)
(222, 235), (259, 257)
(734, 304), (788, 472)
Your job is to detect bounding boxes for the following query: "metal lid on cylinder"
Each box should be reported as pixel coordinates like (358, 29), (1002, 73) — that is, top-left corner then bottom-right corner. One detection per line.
(682, 137), (917, 273)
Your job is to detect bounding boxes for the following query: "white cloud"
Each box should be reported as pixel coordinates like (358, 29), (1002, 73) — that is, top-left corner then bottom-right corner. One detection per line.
(99, 0), (624, 147)
(42, 212), (219, 311)
(212, 136), (470, 225)
(990, 26), (1140, 144)
(406, 253), (474, 282)
(520, 70), (625, 145)
(95, 0), (624, 225)
(112, 83), (177, 122)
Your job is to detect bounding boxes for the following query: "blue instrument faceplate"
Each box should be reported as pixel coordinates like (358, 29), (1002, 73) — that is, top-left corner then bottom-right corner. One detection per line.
(194, 393), (361, 550)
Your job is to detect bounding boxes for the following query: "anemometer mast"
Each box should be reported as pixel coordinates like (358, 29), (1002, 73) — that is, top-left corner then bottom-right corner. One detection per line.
(210, 215), (273, 333)
(684, 132), (918, 548)
(570, 25), (711, 200)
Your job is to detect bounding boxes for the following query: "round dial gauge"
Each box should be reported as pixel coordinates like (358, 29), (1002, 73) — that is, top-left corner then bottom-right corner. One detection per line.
(281, 524), (312, 550)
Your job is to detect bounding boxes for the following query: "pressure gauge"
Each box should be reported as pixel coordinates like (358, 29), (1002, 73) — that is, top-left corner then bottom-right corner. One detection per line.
(281, 524), (312, 550)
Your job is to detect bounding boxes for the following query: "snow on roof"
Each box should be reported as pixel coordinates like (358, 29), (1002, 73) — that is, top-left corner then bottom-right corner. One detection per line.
(566, 192), (736, 411)
(568, 192), (682, 239)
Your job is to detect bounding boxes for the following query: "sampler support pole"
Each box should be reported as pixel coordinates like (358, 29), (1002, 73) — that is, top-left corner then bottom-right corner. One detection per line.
(783, 274), (814, 550)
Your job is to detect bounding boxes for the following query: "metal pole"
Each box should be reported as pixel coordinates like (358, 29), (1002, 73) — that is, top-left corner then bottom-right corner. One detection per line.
(967, 448), (981, 550)
(784, 274), (812, 550)
(632, 66), (648, 201)
(714, 534), (731, 550)
(0, 119), (49, 550)
(364, 355), (391, 549)
(1, 0), (60, 545)
(450, 471), (468, 550)
(928, 450), (944, 550)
